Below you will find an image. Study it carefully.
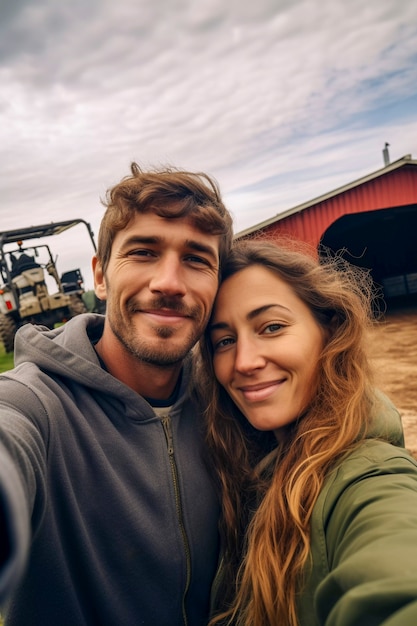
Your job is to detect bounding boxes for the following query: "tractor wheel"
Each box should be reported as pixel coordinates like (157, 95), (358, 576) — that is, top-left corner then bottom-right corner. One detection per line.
(0, 313), (18, 353)
(68, 294), (88, 317)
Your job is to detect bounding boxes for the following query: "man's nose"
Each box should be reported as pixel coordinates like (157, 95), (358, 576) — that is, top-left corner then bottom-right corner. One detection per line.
(148, 256), (187, 296)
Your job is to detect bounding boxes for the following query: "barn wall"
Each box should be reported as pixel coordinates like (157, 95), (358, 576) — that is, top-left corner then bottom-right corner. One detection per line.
(238, 164), (417, 248)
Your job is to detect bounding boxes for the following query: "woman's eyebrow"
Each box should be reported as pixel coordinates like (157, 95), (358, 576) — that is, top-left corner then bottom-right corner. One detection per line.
(210, 303), (292, 332)
(246, 303), (291, 321)
(209, 320), (230, 332)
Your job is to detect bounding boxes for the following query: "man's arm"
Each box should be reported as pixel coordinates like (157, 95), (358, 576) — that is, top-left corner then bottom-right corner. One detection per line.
(0, 379), (48, 604)
(0, 446), (32, 603)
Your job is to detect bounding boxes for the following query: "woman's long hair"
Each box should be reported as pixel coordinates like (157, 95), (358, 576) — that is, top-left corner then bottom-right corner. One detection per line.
(197, 238), (380, 626)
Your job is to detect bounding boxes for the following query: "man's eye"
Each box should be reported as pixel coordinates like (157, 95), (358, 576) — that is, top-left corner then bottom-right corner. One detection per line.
(186, 255), (210, 266)
(128, 249), (154, 257)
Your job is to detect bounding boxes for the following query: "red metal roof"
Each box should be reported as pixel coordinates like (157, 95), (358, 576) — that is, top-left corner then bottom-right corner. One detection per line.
(236, 155), (417, 247)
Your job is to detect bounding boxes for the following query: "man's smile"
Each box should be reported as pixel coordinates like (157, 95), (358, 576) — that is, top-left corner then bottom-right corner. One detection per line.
(142, 309), (191, 324)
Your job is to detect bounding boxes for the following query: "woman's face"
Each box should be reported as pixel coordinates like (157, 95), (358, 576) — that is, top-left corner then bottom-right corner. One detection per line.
(209, 265), (326, 440)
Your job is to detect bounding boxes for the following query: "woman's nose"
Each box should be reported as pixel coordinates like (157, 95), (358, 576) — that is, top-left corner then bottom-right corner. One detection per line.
(234, 337), (266, 374)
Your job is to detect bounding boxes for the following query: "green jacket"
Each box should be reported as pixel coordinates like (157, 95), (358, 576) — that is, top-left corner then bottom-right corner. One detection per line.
(298, 404), (417, 625)
(211, 394), (417, 625)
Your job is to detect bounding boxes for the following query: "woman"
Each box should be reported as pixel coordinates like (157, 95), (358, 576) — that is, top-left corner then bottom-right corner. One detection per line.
(198, 239), (417, 626)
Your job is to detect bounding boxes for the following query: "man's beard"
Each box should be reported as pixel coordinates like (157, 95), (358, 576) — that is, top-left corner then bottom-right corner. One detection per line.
(109, 296), (203, 367)
(115, 330), (195, 366)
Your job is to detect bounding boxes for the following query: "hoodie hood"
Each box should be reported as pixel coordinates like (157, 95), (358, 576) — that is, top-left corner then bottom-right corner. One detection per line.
(12, 314), (193, 419)
(14, 314), (105, 388)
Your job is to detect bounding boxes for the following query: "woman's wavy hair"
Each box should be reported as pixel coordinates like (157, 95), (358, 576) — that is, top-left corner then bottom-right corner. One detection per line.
(197, 238), (380, 626)
(97, 162), (233, 274)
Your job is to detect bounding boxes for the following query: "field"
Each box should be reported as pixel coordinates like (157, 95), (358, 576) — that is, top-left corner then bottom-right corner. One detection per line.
(369, 303), (417, 458)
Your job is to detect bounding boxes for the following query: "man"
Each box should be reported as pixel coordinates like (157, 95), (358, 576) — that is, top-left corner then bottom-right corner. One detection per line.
(0, 163), (233, 625)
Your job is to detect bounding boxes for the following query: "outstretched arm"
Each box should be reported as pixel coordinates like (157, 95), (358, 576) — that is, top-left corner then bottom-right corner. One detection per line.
(0, 381), (47, 605)
(310, 441), (417, 626)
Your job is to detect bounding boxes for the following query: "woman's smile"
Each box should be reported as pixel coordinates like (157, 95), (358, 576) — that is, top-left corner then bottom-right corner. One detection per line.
(237, 379), (286, 402)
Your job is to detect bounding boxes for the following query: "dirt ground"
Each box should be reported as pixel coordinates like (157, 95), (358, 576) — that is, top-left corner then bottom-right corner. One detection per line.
(369, 302), (417, 459)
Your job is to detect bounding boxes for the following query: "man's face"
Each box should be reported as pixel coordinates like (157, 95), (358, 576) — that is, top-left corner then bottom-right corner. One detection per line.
(94, 212), (220, 367)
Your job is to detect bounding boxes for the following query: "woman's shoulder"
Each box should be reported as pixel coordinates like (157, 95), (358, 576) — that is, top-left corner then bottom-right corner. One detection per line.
(312, 439), (417, 539)
(324, 438), (417, 496)
(367, 389), (404, 446)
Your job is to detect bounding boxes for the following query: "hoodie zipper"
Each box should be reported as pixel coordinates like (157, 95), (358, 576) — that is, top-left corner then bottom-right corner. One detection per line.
(161, 415), (191, 626)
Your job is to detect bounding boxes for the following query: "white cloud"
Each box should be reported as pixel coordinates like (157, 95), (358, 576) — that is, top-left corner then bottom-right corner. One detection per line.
(0, 0), (416, 289)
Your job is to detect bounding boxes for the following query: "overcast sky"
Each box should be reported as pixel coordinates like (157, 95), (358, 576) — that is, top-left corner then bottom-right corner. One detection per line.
(1, 0), (417, 289)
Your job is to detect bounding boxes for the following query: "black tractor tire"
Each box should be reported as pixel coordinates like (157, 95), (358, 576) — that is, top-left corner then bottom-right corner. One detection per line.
(68, 294), (88, 316)
(0, 313), (18, 353)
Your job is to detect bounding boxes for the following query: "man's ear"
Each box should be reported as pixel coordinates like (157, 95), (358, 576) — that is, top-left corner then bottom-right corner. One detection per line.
(92, 256), (107, 300)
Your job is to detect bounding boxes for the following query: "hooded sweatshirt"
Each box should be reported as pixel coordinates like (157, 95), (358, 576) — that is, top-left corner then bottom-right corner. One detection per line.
(0, 314), (219, 626)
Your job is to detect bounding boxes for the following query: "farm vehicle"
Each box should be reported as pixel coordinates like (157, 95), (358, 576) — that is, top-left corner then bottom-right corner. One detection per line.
(0, 219), (100, 353)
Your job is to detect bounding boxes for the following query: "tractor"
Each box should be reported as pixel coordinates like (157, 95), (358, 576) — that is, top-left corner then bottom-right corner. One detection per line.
(0, 219), (101, 353)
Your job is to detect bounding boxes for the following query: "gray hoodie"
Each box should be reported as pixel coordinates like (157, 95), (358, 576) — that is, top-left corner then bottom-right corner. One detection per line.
(0, 314), (219, 625)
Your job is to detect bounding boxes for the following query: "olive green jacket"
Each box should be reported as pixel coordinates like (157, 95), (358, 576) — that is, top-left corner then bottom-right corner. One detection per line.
(298, 404), (417, 625)
(211, 394), (417, 625)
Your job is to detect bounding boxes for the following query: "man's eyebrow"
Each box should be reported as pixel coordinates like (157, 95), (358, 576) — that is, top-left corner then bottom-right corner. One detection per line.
(210, 303), (292, 332)
(119, 235), (219, 263)
(185, 239), (219, 262)
(120, 235), (160, 247)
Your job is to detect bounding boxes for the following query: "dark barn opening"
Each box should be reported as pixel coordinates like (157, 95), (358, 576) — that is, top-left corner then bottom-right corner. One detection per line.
(319, 204), (417, 303)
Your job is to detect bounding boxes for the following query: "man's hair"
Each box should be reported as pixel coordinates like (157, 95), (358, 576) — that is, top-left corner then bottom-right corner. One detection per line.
(97, 162), (233, 273)
(198, 238), (380, 626)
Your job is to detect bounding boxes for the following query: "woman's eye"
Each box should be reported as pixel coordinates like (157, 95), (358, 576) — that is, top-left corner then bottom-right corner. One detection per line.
(213, 337), (235, 351)
(263, 323), (284, 334)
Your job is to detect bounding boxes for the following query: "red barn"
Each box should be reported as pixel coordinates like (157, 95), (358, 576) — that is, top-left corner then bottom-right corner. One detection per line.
(236, 154), (417, 299)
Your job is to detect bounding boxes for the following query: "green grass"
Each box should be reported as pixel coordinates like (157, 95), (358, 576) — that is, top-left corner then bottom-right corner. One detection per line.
(0, 344), (14, 373)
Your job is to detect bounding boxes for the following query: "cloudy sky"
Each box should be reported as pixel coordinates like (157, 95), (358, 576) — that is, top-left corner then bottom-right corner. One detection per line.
(1, 0), (417, 289)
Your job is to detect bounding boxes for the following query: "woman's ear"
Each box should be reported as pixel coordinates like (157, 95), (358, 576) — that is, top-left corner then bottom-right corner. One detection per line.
(92, 256), (107, 301)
